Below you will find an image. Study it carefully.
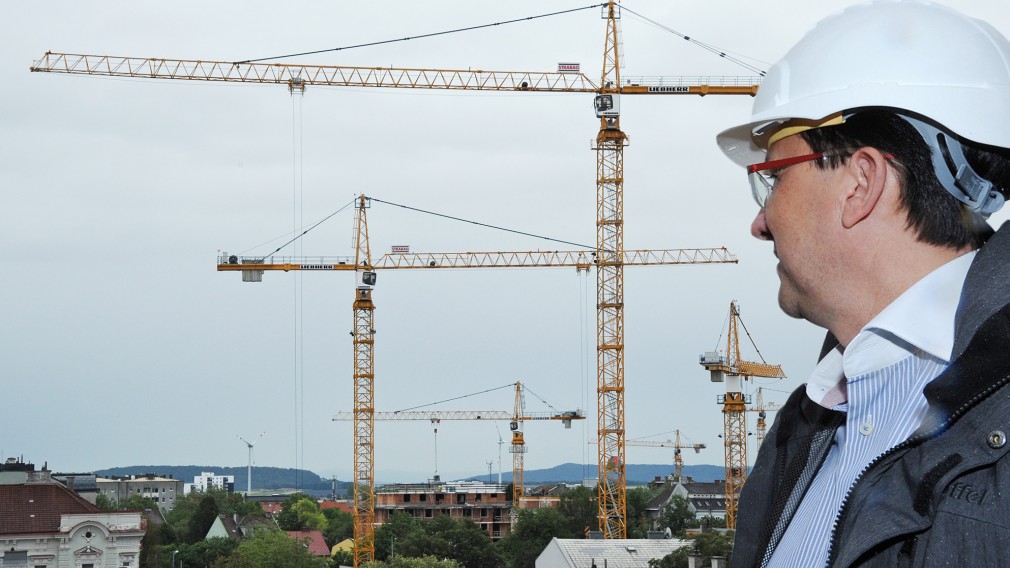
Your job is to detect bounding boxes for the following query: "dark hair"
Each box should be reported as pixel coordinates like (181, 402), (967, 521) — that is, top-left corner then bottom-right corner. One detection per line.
(800, 109), (1010, 249)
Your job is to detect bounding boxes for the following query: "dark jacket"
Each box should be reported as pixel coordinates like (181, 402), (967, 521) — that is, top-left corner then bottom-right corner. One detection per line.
(732, 222), (1010, 568)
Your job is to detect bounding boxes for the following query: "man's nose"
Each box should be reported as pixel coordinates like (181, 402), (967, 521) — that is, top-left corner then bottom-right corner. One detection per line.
(751, 209), (772, 241)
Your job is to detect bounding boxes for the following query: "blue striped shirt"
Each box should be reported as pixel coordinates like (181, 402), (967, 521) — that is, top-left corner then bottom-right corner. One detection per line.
(765, 251), (975, 568)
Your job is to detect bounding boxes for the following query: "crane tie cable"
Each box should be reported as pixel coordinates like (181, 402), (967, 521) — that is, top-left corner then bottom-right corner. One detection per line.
(235, 4), (607, 64)
(621, 6), (767, 76)
(369, 197), (594, 249)
(254, 197), (358, 261)
(393, 382), (516, 413)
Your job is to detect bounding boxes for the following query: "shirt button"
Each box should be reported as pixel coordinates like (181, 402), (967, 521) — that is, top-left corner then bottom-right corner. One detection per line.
(859, 421), (874, 436)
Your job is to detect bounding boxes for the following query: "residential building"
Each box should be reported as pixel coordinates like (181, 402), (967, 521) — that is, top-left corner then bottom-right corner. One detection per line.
(0, 460), (144, 568)
(96, 473), (184, 512)
(51, 473), (99, 505)
(672, 478), (727, 520)
(374, 478), (511, 540)
(184, 472), (235, 494)
(203, 513), (276, 541)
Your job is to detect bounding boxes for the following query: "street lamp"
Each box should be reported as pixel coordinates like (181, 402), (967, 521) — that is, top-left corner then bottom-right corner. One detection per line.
(391, 536), (396, 559)
(172, 549), (179, 568)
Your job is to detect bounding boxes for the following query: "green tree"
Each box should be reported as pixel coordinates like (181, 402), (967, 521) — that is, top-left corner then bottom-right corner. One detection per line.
(121, 494), (161, 512)
(557, 485), (596, 537)
(693, 530), (733, 564)
(374, 512), (424, 562)
(626, 486), (659, 538)
(362, 556), (460, 568)
(496, 507), (571, 568)
(648, 547), (690, 568)
(322, 507), (353, 547)
(331, 548), (354, 567)
(212, 529), (327, 568)
(649, 531), (734, 568)
(660, 495), (697, 537)
(95, 493), (116, 511)
(397, 515), (503, 568)
(187, 495), (220, 544)
(277, 494), (326, 531)
(172, 538), (240, 568)
(698, 515), (726, 530)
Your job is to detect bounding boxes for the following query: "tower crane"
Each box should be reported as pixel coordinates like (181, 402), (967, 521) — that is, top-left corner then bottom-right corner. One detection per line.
(332, 381), (584, 514)
(628, 431), (705, 482)
(237, 195), (734, 563)
(751, 387), (783, 447)
(31, 1), (760, 546)
(592, 430), (704, 482)
(699, 301), (784, 529)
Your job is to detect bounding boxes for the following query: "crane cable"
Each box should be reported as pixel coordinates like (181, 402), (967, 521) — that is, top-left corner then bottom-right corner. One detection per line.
(620, 6), (768, 76)
(369, 197), (594, 249)
(235, 4), (607, 64)
(393, 382), (517, 413)
(244, 197), (358, 260)
(737, 316), (773, 365)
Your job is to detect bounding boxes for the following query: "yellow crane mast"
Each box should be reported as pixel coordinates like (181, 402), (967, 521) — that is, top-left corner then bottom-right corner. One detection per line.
(31, 2), (759, 545)
(699, 301), (784, 529)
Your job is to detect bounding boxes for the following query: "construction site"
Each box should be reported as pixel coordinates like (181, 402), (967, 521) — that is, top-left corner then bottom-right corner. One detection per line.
(16, 1), (1010, 566)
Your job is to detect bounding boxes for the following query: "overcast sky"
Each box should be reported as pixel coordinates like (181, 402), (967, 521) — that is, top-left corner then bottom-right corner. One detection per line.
(5, 0), (1009, 485)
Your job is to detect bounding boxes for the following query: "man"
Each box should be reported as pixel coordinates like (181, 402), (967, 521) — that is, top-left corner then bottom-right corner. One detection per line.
(715, 1), (1010, 567)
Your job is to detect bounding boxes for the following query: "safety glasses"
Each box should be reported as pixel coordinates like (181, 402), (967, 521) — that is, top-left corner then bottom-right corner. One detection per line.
(747, 152), (832, 207)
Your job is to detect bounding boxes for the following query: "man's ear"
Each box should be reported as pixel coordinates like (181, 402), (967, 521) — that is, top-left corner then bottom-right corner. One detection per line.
(840, 148), (889, 229)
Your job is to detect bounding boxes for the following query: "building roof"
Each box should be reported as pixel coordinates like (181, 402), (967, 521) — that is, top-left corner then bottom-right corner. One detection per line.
(689, 498), (727, 513)
(541, 538), (692, 568)
(645, 483), (677, 512)
(0, 482), (101, 535)
(286, 530), (330, 556)
(320, 500), (353, 514)
(680, 481), (725, 496)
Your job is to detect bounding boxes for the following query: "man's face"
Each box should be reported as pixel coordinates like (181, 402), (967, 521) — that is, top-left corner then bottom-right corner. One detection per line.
(750, 135), (841, 324)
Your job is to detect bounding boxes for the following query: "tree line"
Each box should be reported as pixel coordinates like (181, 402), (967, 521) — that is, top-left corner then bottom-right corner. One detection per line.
(97, 484), (731, 567)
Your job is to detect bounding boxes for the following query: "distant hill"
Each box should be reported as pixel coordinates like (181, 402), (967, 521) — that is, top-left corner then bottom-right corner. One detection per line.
(95, 465), (347, 497)
(464, 463), (726, 485)
(96, 463), (726, 492)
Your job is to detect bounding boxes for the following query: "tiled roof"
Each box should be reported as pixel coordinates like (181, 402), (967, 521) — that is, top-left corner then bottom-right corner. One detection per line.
(320, 500), (353, 514)
(286, 530), (330, 556)
(0, 483), (101, 535)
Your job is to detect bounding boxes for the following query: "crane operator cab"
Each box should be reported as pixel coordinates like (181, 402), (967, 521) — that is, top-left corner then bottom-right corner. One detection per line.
(595, 93), (620, 127)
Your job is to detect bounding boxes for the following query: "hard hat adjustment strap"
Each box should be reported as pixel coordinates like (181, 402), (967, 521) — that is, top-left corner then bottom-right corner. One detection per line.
(899, 115), (1005, 218)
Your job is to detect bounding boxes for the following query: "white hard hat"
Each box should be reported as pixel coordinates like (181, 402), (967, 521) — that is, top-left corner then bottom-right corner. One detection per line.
(717, 0), (1010, 168)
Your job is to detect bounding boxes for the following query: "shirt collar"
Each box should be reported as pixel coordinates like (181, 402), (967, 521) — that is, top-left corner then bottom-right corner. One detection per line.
(806, 251), (975, 408)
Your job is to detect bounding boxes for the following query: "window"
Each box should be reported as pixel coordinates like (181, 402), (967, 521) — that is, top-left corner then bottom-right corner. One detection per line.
(403, 494), (411, 503)
(419, 494), (427, 502)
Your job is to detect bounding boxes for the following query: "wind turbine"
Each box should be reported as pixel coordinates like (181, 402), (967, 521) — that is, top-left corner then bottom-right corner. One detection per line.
(237, 432), (265, 494)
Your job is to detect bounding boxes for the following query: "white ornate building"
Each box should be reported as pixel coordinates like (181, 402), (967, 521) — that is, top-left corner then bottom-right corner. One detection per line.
(0, 463), (144, 568)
